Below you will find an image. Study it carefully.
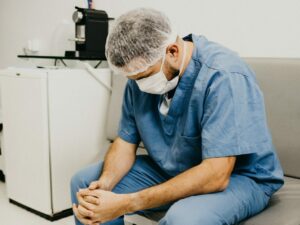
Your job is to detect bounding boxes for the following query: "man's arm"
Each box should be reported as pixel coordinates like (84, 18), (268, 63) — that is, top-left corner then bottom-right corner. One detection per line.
(77, 156), (236, 224)
(127, 156), (236, 212)
(97, 137), (138, 191)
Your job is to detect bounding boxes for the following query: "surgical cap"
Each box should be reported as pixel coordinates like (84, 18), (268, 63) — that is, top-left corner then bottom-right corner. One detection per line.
(105, 8), (177, 76)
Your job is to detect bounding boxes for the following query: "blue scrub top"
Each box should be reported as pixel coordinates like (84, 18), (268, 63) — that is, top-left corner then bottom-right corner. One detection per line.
(118, 34), (284, 197)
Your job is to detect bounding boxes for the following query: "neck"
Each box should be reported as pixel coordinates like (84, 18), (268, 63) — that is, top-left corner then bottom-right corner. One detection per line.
(179, 40), (194, 78)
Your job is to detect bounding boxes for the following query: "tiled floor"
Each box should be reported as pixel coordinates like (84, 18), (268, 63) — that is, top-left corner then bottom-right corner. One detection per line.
(0, 181), (74, 225)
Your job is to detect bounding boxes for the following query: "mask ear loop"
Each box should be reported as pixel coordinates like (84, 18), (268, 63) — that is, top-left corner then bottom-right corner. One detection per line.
(160, 49), (167, 74)
(178, 40), (187, 77)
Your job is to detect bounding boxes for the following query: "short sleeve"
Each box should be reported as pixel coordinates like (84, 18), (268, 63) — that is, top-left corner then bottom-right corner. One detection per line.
(118, 81), (141, 144)
(201, 71), (271, 159)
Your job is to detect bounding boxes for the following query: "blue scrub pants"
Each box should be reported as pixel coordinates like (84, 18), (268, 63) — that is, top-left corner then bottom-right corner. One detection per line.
(70, 155), (270, 225)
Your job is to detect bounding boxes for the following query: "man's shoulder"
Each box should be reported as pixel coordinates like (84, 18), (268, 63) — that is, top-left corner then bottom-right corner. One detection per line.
(193, 35), (253, 77)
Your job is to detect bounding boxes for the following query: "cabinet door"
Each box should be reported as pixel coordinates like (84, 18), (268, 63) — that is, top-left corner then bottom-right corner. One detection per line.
(0, 70), (52, 215)
(48, 69), (111, 213)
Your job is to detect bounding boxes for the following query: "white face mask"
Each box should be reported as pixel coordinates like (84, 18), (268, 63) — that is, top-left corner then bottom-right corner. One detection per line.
(136, 41), (187, 95)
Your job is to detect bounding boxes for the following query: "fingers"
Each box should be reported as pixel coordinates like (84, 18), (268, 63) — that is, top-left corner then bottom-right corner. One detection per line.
(77, 192), (98, 210)
(79, 188), (94, 196)
(78, 204), (94, 218)
(89, 181), (99, 190)
(83, 195), (100, 205)
(79, 188), (101, 198)
(72, 204), (94, 225)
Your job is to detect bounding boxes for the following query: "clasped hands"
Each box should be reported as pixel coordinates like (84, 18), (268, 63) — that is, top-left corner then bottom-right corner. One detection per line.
(72, 180), (131, 225)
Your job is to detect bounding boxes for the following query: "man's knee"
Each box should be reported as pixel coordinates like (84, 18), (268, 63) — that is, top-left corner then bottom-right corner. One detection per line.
(70, 161), (104, 192)
(159, 200), (225, 225)
(70, 170), (86, 191)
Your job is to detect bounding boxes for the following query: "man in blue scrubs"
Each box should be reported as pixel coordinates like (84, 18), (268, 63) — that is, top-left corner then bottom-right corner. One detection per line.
(70, 8), (284, 225)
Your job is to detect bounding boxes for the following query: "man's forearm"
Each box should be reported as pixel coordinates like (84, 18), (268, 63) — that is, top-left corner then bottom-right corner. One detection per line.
(99, 137), (137, 191)
(127, 157), (236, 212)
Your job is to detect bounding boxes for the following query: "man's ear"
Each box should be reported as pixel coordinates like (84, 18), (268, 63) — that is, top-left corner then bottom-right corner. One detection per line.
(166, 44), (179, 59)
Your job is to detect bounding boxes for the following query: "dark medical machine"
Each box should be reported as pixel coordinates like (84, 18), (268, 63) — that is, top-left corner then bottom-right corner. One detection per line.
(66, 6), (113, 58)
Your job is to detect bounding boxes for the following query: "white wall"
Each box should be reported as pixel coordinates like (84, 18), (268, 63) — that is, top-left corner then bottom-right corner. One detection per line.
(103, 0), (300, 58)
(0, 0), (300, 69)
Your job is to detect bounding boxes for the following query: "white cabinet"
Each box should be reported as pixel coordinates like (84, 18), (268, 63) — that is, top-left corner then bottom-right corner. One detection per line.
(0, 68), (111, 220)
(0, 112), (4, 177)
